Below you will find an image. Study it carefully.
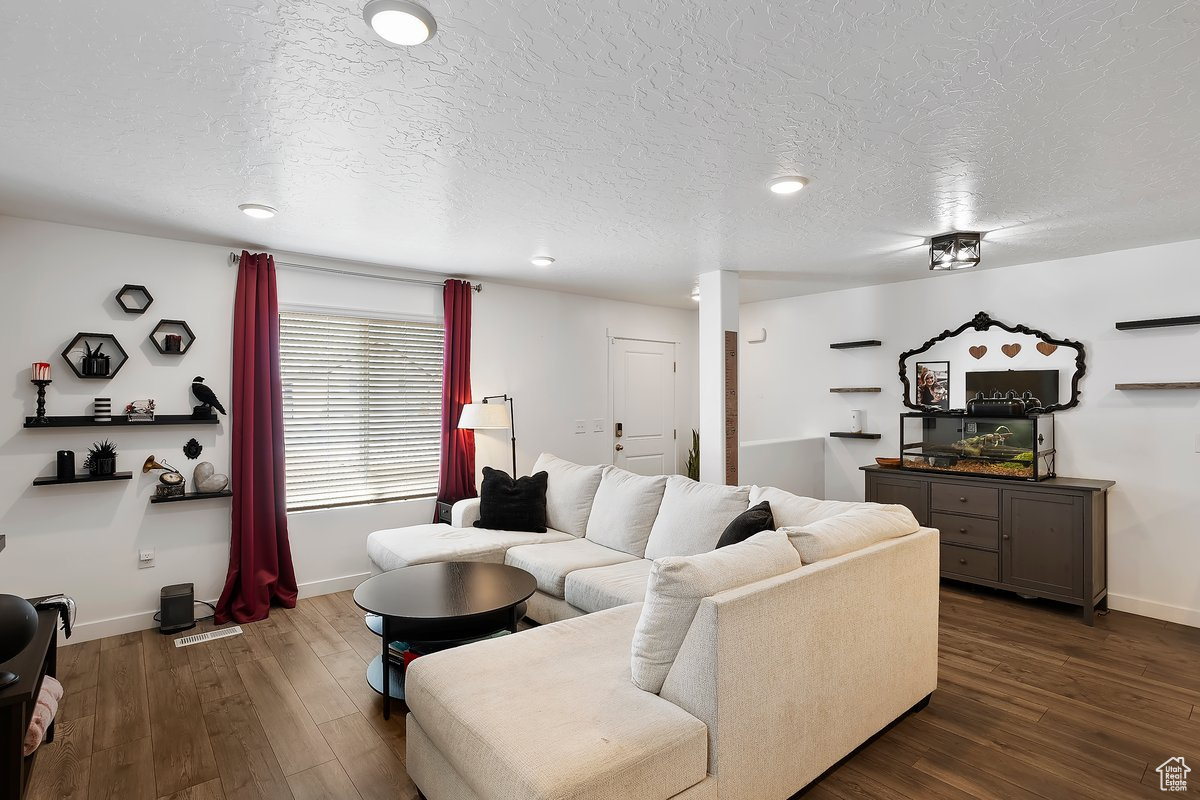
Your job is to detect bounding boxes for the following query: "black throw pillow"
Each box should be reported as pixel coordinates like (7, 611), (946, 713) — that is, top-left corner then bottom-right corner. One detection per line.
(715, 500), (775, 548)
(473, 467), (549, 533)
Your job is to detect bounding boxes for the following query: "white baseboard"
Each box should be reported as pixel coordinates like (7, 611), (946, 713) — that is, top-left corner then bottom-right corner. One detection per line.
(1108, 593), (1200, 628)
(65, 572), (373, 644)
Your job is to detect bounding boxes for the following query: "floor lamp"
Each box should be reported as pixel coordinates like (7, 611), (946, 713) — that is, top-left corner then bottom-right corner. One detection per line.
(458, 394), (517, 477)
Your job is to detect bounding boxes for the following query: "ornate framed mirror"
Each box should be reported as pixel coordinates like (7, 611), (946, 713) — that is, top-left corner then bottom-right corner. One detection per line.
(898, 311), (1086, 413)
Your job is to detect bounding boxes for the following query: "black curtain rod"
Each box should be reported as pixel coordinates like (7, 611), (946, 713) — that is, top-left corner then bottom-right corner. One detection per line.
(227, 251), (482, 292)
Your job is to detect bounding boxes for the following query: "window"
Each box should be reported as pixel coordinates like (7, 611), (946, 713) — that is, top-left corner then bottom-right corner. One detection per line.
(279, 311), (443, 511)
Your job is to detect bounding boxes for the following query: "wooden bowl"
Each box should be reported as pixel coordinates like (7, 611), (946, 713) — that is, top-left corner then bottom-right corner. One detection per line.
(875, 457), (901, 468)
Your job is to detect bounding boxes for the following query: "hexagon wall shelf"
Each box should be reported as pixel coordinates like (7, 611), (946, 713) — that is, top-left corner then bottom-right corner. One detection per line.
(115, 284), (154, 314)
(150, 319), (196, 355)
(61, 333), (129, 379)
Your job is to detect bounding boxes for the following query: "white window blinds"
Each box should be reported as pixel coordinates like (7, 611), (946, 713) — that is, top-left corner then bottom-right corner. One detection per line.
(279, 311), (444, 512)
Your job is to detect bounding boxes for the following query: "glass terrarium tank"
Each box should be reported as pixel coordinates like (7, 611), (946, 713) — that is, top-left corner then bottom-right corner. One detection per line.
(900, 413), (1055, 481)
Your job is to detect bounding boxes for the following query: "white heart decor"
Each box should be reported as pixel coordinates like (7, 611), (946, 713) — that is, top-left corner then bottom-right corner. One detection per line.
(193, 461), (230, 494)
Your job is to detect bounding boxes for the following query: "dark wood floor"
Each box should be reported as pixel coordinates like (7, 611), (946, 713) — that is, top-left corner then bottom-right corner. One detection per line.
(28, 584), (1200, 800)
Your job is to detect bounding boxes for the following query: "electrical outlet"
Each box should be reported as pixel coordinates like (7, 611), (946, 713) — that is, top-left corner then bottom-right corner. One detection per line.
(138, 548), (155, 569)
(574, 420), (586, 435)
(593, 418), (604, 433)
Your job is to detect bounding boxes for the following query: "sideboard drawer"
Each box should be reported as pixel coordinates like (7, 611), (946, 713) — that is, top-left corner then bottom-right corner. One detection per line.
(931, 483), (999, 518)
(932, 512), (999, 551)
(940, 543), (999, 582)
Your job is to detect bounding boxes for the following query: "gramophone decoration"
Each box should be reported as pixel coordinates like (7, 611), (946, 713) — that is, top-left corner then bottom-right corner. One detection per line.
(193, 462), (229, 495)
(143, 455), (185, 499)
(190, 377), (226, 420)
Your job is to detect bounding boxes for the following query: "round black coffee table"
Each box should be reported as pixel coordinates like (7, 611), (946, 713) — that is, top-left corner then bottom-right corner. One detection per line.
(352, 561), (536, 718)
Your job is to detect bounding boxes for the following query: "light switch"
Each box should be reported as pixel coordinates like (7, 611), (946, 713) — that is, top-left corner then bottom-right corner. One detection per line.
(575, 420), (586, 434)
(593, 419), (604, 433)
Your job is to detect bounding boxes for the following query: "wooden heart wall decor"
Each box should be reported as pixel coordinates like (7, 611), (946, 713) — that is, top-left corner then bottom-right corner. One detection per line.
(969, 345), (987, 359)
(1001, 343), (1022, 358)
(1036, 341), (1058, 356)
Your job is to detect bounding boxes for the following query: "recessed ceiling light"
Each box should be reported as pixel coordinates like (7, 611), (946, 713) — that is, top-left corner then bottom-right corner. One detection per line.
(363, 0), (437, 46)
(768, 176), (810, 195)
(238, 203), (277, 219)
(531, 256), (555, 268)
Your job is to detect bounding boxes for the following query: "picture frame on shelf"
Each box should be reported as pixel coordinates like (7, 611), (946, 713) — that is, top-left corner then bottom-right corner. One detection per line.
(915, 361), (950, 411)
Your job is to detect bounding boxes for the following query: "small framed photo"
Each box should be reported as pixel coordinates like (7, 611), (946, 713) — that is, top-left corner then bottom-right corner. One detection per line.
(916, 361), (950, 410)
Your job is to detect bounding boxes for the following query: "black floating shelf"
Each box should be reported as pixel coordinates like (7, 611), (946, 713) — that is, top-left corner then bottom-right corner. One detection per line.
(829, 387), (882, 393)
(1115, 315), (1200, 331)
(829, 340), (882, 350)
(33, 471), (133, 486)
(24, 414), (219, 429)
(0, 535), (6, 553)
(829, 432), (882, 440)
(1114, 382), (1200, 390)
(150, 489), (233, 504)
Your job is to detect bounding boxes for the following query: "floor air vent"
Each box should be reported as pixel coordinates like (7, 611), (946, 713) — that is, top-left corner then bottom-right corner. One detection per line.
(173, 626), (243, 648)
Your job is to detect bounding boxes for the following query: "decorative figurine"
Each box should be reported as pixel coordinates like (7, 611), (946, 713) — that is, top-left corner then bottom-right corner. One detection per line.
(93, 397), (112, 423)
(125, 399), (156, 422)
(191, 377), (226, 418)
(143, 455), (185, 498)
(182, 438), (203, 460)
(193, 462), (229, 494)
(83, 440), (118, 476)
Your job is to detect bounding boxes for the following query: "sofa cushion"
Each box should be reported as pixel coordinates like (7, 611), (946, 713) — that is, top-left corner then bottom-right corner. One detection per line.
(533, 453), (605, 537)
(716, 500), (775, 548)
(584, 467), (667, 557)
(367, 524), (573, 572)
(565, 559), (654, 614)
(405, 603), (708, 800)
(783, 504), (920, 563)
(643, 476), (751, 560)
(474, 467), (549, 532)
(631, 531), (801, 693)
(748, 486), (860, 528)
(505, 538), (637, 598)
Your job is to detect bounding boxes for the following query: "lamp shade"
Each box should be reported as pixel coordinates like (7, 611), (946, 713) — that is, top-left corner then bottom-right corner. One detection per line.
(458, 402), (511, 430)
(0, 594), (38, 688)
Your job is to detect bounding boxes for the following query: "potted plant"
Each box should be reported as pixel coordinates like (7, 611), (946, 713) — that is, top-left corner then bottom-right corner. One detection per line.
(84, 439), (118, 476)
(686, 429), (700, 481)
(81, 341), (111, 377)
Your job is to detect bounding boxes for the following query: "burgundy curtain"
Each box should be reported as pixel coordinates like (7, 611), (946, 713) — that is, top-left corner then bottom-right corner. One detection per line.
(215, 251), (298, 624)
(437, 279), (477, 508)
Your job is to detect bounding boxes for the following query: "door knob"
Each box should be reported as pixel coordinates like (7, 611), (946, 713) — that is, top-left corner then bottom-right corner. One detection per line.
(614, 443), (624, 451)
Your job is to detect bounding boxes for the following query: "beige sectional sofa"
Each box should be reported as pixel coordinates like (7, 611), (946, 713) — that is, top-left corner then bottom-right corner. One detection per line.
(365, 453), (939, 800)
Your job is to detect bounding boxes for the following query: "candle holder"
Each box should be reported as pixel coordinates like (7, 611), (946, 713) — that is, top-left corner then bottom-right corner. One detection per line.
(30, 379), (52, 425)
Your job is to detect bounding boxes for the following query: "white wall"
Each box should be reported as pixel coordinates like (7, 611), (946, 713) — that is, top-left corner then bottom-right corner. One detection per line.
(0, 216), (696, 640)
(740, 238), (1200, 627)
(471, 282), (697, 478)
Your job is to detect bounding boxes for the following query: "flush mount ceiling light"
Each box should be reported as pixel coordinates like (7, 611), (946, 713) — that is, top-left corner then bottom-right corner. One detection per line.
(929, 231), (982, 270)
(767, 176), (810, 195)
(238, 203), (277, 219)
(530, 256), (555, 267)
(363, 0), (437, 46)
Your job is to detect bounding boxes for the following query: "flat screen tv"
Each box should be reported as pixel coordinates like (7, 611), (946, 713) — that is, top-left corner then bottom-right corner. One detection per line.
(965, 369), (1060, 406)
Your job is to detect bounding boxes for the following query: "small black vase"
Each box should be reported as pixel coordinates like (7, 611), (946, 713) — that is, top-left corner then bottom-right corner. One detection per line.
(91, 456), (116, 477)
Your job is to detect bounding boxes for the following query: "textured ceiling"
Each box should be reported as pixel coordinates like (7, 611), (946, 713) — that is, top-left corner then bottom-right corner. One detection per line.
(1, 1), (1199, 307)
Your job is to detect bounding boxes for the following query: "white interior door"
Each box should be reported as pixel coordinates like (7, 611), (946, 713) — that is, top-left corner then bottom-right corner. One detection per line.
(610, 337), (676, 475)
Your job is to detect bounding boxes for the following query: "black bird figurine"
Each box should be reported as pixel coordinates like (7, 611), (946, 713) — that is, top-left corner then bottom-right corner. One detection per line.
(191, 376), (227, 416)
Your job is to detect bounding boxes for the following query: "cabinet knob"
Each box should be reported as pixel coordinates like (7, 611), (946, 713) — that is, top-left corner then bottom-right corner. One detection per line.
(1002, 534), (1010, 540)
(958, 558), (967, 565)
(959, 496), (968, 503)
(958, 528), (968, 534)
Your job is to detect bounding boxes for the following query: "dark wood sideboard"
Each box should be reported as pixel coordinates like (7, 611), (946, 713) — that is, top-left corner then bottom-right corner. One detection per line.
(862, 466), (1114, 624)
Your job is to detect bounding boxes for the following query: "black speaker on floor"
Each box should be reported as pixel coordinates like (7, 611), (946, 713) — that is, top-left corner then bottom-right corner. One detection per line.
(160, 583), (196, 634)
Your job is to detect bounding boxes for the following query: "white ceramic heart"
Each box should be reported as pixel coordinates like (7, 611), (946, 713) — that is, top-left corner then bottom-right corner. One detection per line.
(193, 461), (229, 493)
